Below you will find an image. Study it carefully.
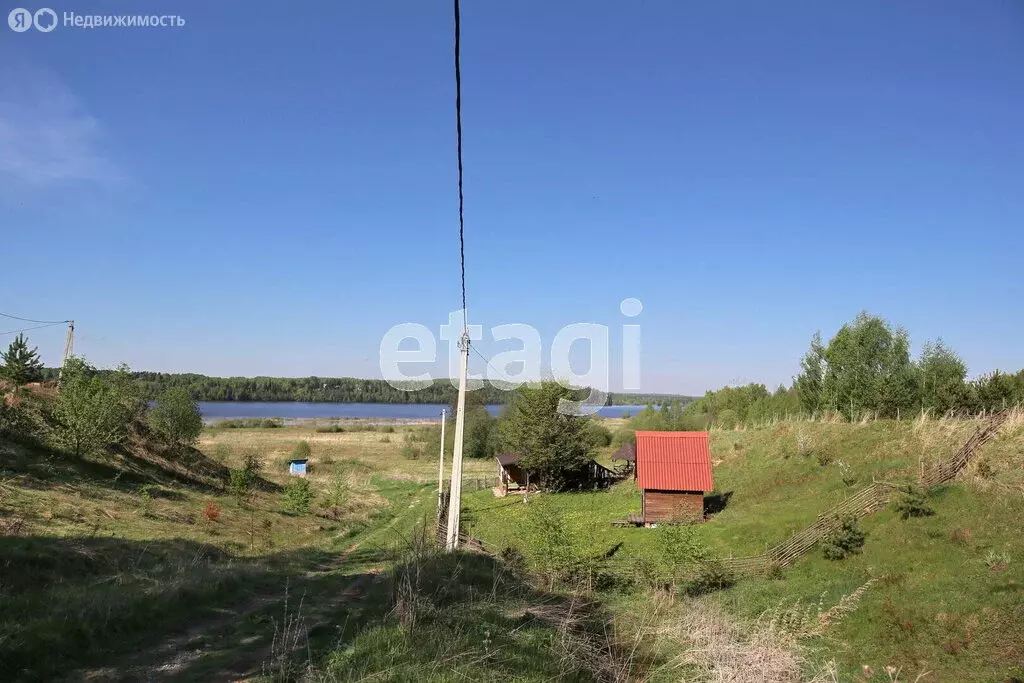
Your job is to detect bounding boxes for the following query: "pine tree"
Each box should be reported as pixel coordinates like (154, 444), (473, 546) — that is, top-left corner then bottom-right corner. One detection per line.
(1, 334), (44, 386)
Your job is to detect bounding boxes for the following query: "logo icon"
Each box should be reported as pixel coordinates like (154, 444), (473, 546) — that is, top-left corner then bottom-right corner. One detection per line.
(33, 8), (57, 32)
(8, 7), (32, 31)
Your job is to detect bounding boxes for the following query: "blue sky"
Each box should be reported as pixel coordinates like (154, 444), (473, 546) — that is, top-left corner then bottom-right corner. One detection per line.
(2, 0), (1022, 394)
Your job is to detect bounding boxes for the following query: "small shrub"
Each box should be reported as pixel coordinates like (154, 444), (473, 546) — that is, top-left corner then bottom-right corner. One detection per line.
(585, 422), (613, 448)
(216, 417), (284, 429)
(379, 435), (391, 444)
(836, 460), (857, 486)
(138, 488), (154, 517)
(147, 387), (203, 449)
(976, 458), (996, 479)
(379, 425), (395, 434)
(984, 548), (1010, 572)
(950, 527), (972, 545)
(400, 443), (421, 460)
(203, 500), (221, 522)
(815, 448), (834, 467)
(893, 483), (934, 519)
(685, 559), (736, 596)
(765, 561), (785, 580)
(822, 515), (866, 560)
(283, 478), (314, 515)
(292, 440), (311, 460)
(230, 450), (264, 501)
(315, 425), (345, 433)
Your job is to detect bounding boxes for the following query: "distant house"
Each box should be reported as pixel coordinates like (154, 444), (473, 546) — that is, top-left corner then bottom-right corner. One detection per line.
(495, 452), (617, 494)
(634, 431), (713, 523)
(288, 458), (308, 477)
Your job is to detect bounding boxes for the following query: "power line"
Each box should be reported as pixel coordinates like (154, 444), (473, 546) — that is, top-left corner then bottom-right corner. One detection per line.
(453, 0), (467, 329)
(0, 311), (70, 325)
(471, 346), (502, 382)
(0, 322), (66, 336)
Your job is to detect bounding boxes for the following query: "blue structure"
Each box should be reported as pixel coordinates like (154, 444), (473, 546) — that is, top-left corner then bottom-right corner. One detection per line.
(288, 459), (308, 477)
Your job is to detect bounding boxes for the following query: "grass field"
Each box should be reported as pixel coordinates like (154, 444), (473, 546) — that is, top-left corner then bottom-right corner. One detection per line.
(465, 415), (1024, 682)
(0, 420), (482, 680)
(4, 412), (1022, 681)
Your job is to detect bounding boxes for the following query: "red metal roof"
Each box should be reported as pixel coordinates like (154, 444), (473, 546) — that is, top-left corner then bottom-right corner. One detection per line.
(635, 431), (713, 492)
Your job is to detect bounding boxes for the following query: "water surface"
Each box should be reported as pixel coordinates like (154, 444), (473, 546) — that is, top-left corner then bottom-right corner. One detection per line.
(199, 401), (644, 421)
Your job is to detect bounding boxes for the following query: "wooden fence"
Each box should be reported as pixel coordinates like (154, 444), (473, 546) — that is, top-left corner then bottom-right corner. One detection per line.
(716, 409), (1010, 576)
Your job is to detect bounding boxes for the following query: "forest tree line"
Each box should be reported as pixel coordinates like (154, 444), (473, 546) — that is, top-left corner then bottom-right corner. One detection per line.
(629, 312), (1024, 432)
(35, 367), (690, 406)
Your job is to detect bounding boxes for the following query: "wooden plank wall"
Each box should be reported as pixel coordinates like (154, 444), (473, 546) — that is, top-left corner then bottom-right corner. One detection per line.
(643, 490), (704, 523)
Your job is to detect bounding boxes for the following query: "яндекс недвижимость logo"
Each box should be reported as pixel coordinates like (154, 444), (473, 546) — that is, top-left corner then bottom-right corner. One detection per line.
(8, 8), (57, 32)
(8, 7), (184, 31)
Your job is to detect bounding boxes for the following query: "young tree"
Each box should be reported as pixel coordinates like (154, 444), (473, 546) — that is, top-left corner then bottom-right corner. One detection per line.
(53, 358), (141, 457)
(148, 387), (203, 449)
(819, 313), (920, 419)
(794, 332), (827, 413)
(1, 334), (44, 386)
(497, 382), (595, 490)
(918, 340), (971, 415)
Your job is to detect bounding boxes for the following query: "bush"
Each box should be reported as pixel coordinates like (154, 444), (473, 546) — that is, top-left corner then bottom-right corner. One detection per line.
(585, 422), (613, 448)
(685, 559), (736, 596)
(148, 387), (203, 449)
(315, 425), (345, 433)
(401, 443), (422, 460)
(893, 484), (934, 519)
(822, 515), (866, 560)
(53, 358), (141, 458)
(216, 418), (284, 429)
(283, 478), (313, 515)
(230, 450), (263, 501)
(203, 501), (221, 522)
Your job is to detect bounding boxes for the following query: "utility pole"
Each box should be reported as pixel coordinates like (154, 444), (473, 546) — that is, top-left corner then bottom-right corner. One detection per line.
(58, 320), (75, 381)
(445, 330), (470, 551)
(437, 408), (447, 524)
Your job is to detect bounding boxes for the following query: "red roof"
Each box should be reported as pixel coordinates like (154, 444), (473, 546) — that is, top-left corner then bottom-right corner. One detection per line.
(635, 431), (713, 492)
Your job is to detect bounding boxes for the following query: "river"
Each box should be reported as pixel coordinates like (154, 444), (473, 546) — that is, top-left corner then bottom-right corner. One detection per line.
(198, 401), (645, 421)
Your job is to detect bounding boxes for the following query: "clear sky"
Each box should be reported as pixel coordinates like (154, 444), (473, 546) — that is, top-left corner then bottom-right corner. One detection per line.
(2, 0), (1022, 395)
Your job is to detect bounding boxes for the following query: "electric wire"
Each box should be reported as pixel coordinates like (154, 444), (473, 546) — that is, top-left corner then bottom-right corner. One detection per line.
(453, 0), (467, 330)
(0, 312), (70, 325)
(0, 322), (67, 336)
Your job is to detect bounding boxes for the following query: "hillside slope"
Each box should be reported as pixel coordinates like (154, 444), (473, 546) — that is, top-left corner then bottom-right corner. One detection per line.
(467, 415), (1024, 682)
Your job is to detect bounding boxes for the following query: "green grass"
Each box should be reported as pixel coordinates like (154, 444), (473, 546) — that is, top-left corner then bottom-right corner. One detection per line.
(0, 427), (439, 681)
(465, 417), (1024, 682)
(315, 550), (612, 682)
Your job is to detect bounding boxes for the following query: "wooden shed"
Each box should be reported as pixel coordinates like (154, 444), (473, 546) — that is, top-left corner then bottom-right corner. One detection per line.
(495, 453), (618, 493)
(496, 452), (528, 491)
(635, 431), (713, 523)
(610, 443), (636, 476)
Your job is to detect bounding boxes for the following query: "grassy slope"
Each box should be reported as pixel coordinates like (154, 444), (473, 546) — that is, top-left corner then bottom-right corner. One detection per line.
(0, 422), (458, 681)
(467, 416), (1024, 681)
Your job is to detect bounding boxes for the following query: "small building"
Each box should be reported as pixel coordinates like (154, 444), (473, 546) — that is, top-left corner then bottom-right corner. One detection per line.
(288, 458), (309, 477)
(495, 452), (617, 493)
(635, 431), (713, 523)
(610, 442), (636, 476)
(496, 452), (528, 491)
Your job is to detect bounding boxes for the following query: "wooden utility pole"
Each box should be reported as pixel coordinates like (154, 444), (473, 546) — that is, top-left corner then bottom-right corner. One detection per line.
(445, 331), (470, 551)
(437, 408), (447, 522)
(58, 320), (75, 381)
